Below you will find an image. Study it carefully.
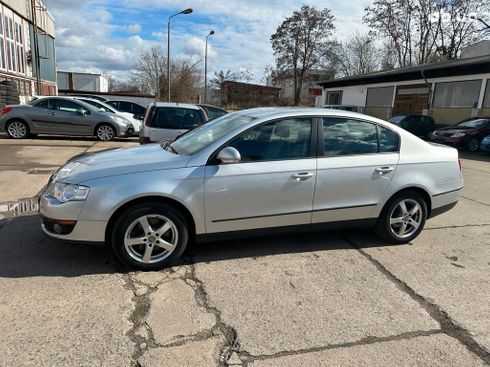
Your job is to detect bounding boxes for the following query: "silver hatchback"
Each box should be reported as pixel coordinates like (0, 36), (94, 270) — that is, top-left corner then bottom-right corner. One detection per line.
(139, 102), (207, 144)
(39, 108), (462, 270)
(0, 96), (134, 140)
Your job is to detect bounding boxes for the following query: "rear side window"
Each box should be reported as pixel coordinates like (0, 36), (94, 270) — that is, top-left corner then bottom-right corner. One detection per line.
(378, 126), (399, 152)
(323, 118), (378, 155)
(150, 108), (203, 129)
(323, 118), (399, 156)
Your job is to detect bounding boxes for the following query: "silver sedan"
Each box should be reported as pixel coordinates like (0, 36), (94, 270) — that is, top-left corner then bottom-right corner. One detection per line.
(39, 108), (463, 270)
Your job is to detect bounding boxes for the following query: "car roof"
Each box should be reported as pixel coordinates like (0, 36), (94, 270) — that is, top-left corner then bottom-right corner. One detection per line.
(235, 107), (388, 123)
(198, 104), (226, 110)
(152, 102), (200, 110)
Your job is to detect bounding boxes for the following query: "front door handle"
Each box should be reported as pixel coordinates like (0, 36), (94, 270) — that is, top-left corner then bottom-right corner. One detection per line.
(375, 166), (394, 174)
(292, 172), (314, 181)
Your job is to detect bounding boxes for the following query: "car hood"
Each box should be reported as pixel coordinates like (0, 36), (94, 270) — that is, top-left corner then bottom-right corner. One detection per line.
(54, 143), (190, 183)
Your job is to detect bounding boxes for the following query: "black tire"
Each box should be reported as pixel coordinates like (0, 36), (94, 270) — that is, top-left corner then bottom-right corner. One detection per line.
(95, 123), (116, 141)
(375, 191), (427, 244)
(465, 137), (480, 152)
(111, 202), (189, 270)
(6, 119), (30, 139)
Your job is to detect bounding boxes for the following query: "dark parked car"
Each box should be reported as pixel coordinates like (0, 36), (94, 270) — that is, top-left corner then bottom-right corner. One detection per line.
(388, 115), (435, 138)
(106, 100), (147, 120)
(430, 117), (490, 152)
(198, 104), (227, 120)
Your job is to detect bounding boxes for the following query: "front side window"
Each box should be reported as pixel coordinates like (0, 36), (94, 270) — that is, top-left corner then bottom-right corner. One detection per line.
(52, 100), (83, 114)
(205, 106), (226, 120)
(132, 104), (146, 114)
(228, 118), (312, 162)
(118, 101), (132, 112)
(150, 107), (203, 129)
(323, 118), (378, 156)
(34, 99), (50, 109)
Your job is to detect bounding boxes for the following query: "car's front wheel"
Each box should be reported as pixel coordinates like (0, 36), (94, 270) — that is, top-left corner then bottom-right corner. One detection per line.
(465, 137), (480, 152)
(375, 191), (427, 244)
(6, 120), (29, 139)
(111, 202), (189, 270)
(96, 124), (116, 141)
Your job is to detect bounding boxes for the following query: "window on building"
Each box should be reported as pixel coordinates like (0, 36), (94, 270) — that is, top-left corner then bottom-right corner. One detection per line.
(0, 15), (5, 69)
(326, 90), (342, 105)
(483, 80), (490, 108)
(15, 22), (25, 74)
(5, 16), (15, 72)
(366, 86), (394, 107)
(432, 80), (482, 108)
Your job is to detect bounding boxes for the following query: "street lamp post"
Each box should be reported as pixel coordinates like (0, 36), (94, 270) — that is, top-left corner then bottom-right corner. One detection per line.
(204, 30), (214, 104)
(167, 8), (193, 102)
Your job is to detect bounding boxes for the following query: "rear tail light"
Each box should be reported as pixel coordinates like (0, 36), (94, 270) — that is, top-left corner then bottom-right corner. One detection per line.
(1, 106), (11, 115)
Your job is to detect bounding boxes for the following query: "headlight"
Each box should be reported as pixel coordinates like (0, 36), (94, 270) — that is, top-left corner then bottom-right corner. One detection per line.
(46, 182), (90, 203)
(451, 132), (466, 138)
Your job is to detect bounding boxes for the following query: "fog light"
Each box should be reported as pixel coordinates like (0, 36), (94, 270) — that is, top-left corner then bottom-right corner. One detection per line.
(53, 223), (63, 234)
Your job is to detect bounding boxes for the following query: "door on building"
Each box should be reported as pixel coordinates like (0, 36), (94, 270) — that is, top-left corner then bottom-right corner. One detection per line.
(393, 85), (430, 116)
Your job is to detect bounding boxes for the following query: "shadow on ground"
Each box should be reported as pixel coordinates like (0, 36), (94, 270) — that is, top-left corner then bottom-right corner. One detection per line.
(459, 151), (490, 163)
(0, 133), (137, 143)
(0, 215), (401, 279)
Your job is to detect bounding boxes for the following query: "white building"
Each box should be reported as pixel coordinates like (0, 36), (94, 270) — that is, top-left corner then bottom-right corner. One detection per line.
(318, 55), (490, 125)
(57, 71), (110, 93)
(0, 0), (57, 102)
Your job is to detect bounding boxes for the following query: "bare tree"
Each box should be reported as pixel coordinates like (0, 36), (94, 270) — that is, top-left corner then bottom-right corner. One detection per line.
(331, 33), (380, 77)
(240, 68), (254, 83)
(209, 70), (239, 89)
(271, 4), (336, 105)
(364, 0), (489, 67)
(130, 46), (167, 97)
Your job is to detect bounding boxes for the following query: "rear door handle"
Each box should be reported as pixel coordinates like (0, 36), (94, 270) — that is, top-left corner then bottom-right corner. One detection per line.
(292, 172), (314, 181)
(375, 166), (394, 174)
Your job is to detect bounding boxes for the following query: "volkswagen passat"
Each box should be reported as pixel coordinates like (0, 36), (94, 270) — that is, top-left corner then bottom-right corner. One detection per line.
(39, 108), (463, 270)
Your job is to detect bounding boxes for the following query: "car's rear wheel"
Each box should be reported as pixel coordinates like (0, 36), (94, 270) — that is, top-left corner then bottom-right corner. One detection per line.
(465, 137), (480, 152)
(96, 124), (116, 141)
(375, 191), (427, 244)
(6, 120), (29, 139)
(111, 202), (189, 270)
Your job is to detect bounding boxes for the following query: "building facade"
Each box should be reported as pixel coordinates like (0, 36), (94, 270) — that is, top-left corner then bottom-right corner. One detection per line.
(0, 0), (56, 102)
(318, 56), (490, 125)
(221, 81), (280, 108)
(57, 71), (110, 93)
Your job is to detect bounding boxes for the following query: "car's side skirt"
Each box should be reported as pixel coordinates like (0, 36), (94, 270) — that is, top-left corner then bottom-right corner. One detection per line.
(196, 218), (377, 243)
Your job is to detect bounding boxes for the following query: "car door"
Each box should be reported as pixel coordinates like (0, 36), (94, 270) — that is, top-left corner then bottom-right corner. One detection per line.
(48, 99), (93, 135)
(28, 98), (54, 132)
(313, 117), (400, 224)
(204, 117), (317, 233)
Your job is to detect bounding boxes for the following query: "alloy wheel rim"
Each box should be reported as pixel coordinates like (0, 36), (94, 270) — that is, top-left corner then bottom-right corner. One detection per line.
(389, 199), (422, 239)
(8, 121), (26, 138)
(124, 214), (179, 264)
(97, 125), (114, 140)
(468, 138), (478, 151)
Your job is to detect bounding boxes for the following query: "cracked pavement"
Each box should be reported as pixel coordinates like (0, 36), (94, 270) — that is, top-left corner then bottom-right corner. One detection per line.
(0, 137), (489, 366)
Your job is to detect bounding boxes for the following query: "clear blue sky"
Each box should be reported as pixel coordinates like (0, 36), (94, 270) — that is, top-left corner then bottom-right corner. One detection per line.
(46, 0), (370, 83)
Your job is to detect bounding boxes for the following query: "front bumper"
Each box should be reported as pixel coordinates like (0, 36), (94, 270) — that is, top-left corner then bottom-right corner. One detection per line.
(430, 136), (465, 146)
(39, 193), (106, 242)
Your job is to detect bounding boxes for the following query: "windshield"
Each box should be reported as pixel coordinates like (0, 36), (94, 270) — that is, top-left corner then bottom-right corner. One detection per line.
(389, 116), (406, 124)
(458, 119), (488, 128)
(80, 99), (115, 113)
(169, 112), (256, 155)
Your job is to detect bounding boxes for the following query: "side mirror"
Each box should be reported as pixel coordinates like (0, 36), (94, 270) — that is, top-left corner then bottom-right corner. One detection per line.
(77, 108), (87, 116)
(217, 147), (241, 164)
(134, 114), (144, 121)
